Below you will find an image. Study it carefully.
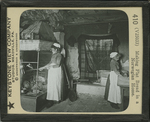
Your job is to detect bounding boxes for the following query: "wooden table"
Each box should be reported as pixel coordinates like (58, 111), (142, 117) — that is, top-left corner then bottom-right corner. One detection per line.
(120, 86), (129, 111)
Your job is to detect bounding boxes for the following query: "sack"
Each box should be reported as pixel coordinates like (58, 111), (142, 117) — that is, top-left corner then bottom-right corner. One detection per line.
(117, 75), (129, 87)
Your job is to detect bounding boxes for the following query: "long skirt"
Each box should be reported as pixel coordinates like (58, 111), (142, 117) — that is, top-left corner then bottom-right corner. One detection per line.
(108, 71), (121, 104)
(20, 68), (24, 89)
(104, 74), (110, 100)
(47, 66), (63, 101)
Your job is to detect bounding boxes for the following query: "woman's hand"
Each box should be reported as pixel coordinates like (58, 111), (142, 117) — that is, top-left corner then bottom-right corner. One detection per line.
(121, 70), (129, 77)
(46, 65), (53, 69)
(39, 67), (44, 71)
(123, 73), (128, 77)
(122, 72), (129, 77)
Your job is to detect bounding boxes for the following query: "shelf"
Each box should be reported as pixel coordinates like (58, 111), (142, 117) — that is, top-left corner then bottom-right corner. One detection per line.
(26, 69), (38, 72)
(20, 40), (53, 51)
(22, 62), (38, 63)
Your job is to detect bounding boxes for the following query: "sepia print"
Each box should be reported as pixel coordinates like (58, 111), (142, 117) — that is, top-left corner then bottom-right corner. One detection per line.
(6, 8), (143, 114)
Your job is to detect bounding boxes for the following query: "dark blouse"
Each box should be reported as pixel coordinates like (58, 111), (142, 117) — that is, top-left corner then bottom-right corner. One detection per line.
(110, 59), (121, 75)
(48, 53), (62, 68)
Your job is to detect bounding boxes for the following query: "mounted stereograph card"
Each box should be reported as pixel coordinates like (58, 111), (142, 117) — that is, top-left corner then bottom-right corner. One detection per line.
(2, 4), (148, 121)
(18, 9), (130, 112)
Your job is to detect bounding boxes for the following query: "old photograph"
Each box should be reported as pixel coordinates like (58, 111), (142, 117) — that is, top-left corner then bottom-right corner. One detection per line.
(19, 9), (129, 112)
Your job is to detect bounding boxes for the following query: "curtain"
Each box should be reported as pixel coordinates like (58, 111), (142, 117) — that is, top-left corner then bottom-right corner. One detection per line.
(85, 39), (113, 72)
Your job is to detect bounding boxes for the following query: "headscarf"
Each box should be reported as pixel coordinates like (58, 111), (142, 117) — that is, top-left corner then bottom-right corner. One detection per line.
(110, 52), (118, 58)
(53, 43), (60, 48)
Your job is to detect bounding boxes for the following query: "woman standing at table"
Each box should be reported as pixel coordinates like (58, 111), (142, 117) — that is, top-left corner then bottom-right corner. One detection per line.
(108, 52), (122, 109)
(39, 43), (64, 106)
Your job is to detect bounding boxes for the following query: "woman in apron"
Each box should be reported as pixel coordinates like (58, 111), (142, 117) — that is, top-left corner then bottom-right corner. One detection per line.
(108, 52), (122, 109)
(39, 43), (64, 107)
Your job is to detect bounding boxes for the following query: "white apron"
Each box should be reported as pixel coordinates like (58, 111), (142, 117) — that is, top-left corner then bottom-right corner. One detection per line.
(108, 71), (121, 104)
(47, 64), (62, 101)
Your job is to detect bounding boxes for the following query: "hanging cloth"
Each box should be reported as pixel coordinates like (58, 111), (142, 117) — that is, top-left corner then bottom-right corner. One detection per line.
(85, 39), (113, 72)
(21, 21), (42, 39)
(21, 21), (56, 42)
(79, 34), (120, 73)
(39, 22), (56, 42)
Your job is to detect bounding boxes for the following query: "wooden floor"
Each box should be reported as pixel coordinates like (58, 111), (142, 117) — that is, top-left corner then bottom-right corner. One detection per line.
(41, 93), (123, 112)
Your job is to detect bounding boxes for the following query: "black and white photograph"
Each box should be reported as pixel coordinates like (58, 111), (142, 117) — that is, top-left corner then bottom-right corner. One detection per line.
(1, 0), (149, 121)
(19, 9), (130, 112)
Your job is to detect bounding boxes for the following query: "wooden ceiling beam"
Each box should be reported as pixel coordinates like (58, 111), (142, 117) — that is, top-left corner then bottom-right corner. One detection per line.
(64, 11), (126, 19)
(63, 19), (128, 26)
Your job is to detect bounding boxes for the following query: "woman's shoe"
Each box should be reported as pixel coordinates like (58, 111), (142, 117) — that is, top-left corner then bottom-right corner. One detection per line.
(110, 102), (115, 108)
(46, 101), (53, 108)
(110, 102), (120, 109)
(113, 104), (120, 109)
